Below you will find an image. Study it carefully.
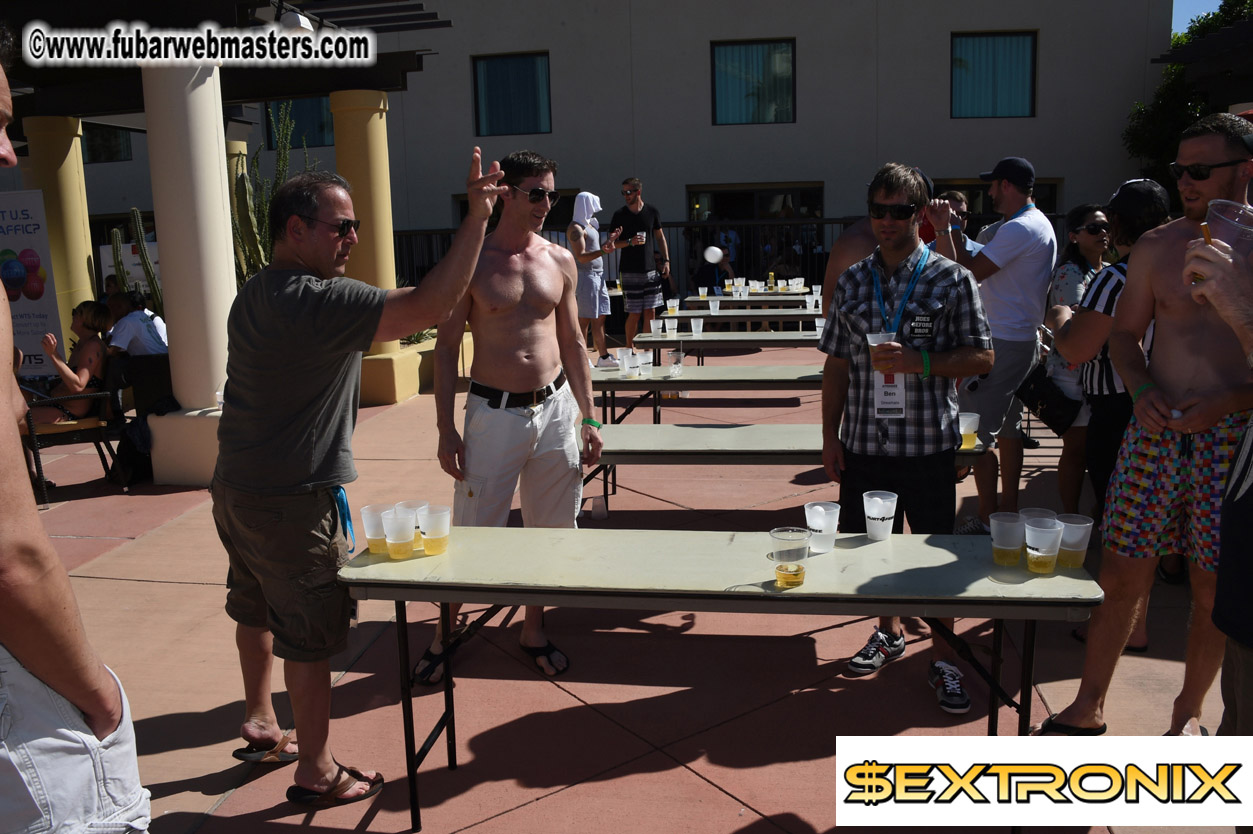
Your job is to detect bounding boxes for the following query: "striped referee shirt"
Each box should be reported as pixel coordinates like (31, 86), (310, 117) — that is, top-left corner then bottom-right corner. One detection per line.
(1077, 261), (1154, 396)
(819, 244), (992, 457)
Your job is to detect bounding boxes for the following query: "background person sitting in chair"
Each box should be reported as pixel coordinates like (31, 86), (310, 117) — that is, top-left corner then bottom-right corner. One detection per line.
(21, 300), (110, 424)
(105, 290), (168, 423)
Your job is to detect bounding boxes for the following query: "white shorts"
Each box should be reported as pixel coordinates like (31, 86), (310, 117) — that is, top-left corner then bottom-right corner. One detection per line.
(0, 645), (151, 833)
(453, 381), (582, 529)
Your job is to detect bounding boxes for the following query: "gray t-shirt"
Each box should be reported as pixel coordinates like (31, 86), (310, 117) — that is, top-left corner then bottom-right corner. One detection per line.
(215, 268), (388, 494)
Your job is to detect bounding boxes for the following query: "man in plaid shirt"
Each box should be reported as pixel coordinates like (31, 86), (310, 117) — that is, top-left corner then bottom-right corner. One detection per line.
(820, 163), (994, 713)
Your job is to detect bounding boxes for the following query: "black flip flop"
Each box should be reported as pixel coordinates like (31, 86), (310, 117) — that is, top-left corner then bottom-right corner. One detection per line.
(413, 647), (447, 686)
(1036, 715), (1107, 735)
(521, 641), (570, 677)
(286, 763), (383, 807)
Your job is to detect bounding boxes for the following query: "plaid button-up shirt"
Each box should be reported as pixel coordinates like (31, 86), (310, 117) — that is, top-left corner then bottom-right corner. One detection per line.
(819, 244), (991, 457)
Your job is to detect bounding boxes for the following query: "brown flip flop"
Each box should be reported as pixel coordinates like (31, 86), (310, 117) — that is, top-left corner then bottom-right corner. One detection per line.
(286, 763), (384, 807)
(232, 729), (298, 764)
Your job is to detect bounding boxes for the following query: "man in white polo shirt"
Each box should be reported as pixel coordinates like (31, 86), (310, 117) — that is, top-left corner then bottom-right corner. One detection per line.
(927, 157), (1057, 532)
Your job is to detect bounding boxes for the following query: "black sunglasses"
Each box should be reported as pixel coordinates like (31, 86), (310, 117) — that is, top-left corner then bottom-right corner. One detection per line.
(300, 215), (361, 237)
(1168, 159), (1249, 181)
(952, 210), (969, 220)
(1075, 222), (1110, 235)
(510, 184), (561, 205)
(867, 202), (918, 220)
(621, 188), (639, 196)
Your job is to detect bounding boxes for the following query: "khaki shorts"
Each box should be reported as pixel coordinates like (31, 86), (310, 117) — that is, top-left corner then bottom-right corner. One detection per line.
(212, 481), (352, 662)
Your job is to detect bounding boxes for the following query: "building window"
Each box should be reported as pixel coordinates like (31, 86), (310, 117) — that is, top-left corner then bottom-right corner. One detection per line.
(711, 40), (795, 125)
(266, 98), (334, 150)
(473, 53), (551, 136)
(951, 33), (1036, 118)
(81, 123), (133, 164)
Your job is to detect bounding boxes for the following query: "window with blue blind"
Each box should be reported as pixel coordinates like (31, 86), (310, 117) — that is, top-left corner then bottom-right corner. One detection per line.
(711, 40), (795, 126)
(473, 53), (552, 136)
(265, 98), (334, 149)
(951, 33), (1036, 118)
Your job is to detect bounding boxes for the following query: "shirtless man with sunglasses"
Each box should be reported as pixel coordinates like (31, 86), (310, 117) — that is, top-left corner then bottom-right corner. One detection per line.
(1041, 113), (1253, 737)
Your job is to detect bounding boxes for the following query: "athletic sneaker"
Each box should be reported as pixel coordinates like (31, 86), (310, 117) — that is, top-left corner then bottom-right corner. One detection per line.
(595, 354), (619, 368)
(953, 516), (990, 536)
(928, 660), (971, 714)
(847, 627), (906, 676)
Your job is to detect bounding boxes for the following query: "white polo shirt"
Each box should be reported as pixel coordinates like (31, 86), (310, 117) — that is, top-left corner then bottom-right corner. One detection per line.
(977, 208), (1057, 340)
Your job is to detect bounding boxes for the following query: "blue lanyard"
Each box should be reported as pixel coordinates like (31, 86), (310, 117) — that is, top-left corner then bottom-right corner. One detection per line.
(871, 247), (930, 334)
(332, 486), (356, 552)
(1011, 203), (1035, 220)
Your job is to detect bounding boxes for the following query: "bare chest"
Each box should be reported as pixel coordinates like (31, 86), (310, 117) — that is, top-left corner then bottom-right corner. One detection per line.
(472, 250), (564, 317)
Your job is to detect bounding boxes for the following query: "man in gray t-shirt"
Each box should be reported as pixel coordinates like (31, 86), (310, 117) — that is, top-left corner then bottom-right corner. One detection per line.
(212, 154), (505, 808)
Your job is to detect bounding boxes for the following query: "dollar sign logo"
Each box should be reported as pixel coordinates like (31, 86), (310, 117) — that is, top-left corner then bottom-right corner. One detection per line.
(844, 760), (892, 805)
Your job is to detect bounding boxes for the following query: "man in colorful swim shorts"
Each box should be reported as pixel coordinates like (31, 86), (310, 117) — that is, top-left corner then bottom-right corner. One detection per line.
(1040, 113), (1253, 737)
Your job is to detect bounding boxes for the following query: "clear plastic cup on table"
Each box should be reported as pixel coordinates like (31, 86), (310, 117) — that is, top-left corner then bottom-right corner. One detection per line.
(1024, 518), (1063, 575)
(396, 499), (428, 551)
(638, 353), (653, 377)
(724, 279), (734, 293)
(666, 298), (679, 316)
(691, 318), (704, 336)
(664, 317), (677, 334)
(769, 526), (811, 588)
(698, 286), (708, 300)
(863, 491), (898, 541)
(791, 277), (804, 289)
(958, 412), (980, 451)
(989, 512), (1024, 566)
(616, 347), (632, 366)
(1018, 508), (1057, 522)
(815, 317), (827, 334)
(649, 318), (662, 335)
(735, 277), (746, 287)
(361, 503), (392, 554)
(1055, 514), (1095, 569)
(709, 298), (721, 313)
(668, 349), (684, 378)
(417, 505), (451, 556)
(381, 508), (416, 560)
(804, 501), (840, 553)
(625, 353), (641, 379)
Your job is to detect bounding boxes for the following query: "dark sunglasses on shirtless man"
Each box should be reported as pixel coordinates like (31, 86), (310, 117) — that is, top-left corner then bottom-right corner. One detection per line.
(510, 184), (561, 206)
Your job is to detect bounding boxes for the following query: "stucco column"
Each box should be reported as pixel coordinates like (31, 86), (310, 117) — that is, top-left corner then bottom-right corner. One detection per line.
(141, 64), (235, 485)
(330, 90), (420, 404)
(21, 117), (94, 341)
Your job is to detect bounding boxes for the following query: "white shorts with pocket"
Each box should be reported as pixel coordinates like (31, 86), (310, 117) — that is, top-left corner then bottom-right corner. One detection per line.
(453, 382), (582, 529)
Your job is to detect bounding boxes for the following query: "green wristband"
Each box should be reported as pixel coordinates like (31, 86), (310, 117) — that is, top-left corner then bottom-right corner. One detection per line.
(581, 417), (602, 429)
(1131, 382), (1156, 404)
(921, 349), (931, 379)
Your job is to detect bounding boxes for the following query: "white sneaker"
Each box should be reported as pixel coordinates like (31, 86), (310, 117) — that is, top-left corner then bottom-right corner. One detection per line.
(595, 354), (619, 368)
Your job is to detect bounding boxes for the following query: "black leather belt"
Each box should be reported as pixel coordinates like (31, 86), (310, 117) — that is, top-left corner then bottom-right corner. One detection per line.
(469, 371), (567, 409)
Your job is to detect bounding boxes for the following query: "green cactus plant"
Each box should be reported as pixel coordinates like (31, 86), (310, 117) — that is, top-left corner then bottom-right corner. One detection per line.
(109, 226), (132, 292)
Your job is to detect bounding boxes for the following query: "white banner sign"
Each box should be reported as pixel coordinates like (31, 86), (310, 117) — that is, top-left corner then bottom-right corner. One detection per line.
(2, 190), (61, 375)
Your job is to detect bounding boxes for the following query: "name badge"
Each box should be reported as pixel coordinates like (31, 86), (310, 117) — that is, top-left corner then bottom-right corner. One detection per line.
(874, 371), (905, 419)
(909, 314), (935, 340)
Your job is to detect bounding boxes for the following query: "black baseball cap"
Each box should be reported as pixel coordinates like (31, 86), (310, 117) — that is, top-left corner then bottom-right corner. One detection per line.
(979, 157), (1035, 191)
(1106, 178), (1170, 218)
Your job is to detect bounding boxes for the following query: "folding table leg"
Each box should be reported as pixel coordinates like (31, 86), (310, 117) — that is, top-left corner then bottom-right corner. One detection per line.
(988, 619), (1003, 736)
(1018, 620), (1038, 736)
(441, 603), (457, 767)
(395, 601), (422, 831)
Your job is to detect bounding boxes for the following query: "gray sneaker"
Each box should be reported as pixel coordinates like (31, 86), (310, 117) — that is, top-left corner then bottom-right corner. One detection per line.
(928, 660), (971, 714)
(847, 628), (906, 676)
(954, 516), (990, 535)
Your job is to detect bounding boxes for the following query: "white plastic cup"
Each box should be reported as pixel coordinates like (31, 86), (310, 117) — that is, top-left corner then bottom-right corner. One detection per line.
(989, 512), (1025, 566)
(958, 412), (980, 450)
(692, 318), (704, 335)
(361, 503), (391, 554)
(770, 526), (811, 562)
(1056, 514), (1095, 568)
(616, 347), (632, 365)
(698, 286), (709, 299)
(815, 317), (827, 334)
(664, 317), (677, 334)
(709, 298), (721, 313)
(396, 500), (428, 544)
(625, 353), (641, 379)
(382, 508), (416, 559)
(1019, 507), (1057, 522)
(1206, 199), (1253, 261)
(649, 318), (662, 334)
(1024, 518), (1063, 574)
(735, 277), (746, 287)
(865, 331), (898, 347)
(666, 298), (679, 315)
(668, 349), (684, 378)
(639, 353), (653, 377)
(417, 504), (452, 556)
(863, 491), (898, 541)
(804, 501), (840, 553)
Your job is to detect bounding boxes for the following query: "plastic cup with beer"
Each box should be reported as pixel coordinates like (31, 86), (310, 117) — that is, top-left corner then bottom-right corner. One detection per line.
(625, 352), (641, 379)
(691, 317), (704, 336)
(734, 276), (746, 287)
(649, 318), (662, 335)
(958, 412), (980, 451)
(989, 512), (1025, 566)
(361, 504), (392, 554)
(804, 501), (840, 553)
(666, 298), (679, 316)
(709, 298), (721, 313)
(396, 500), (429, 551)
(417, 505), (451, 556)
(1055, 514), (1095, 569)
(769, 526), (811, 588)
(381, 508), (416, 560)
(724, 278), (734, 293)
(1024, 518), (1063, 575)
(698, 286), (709, 300)
(863, 491), (898, 541)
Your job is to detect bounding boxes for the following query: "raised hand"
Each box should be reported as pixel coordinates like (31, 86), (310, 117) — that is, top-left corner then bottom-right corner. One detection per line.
(465, 146), (507, 221)
(925, 198), (952, 231)
(602, 226), (622, 254)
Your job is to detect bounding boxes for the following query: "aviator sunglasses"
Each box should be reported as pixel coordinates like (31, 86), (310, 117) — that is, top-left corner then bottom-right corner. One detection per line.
(300, 215), (361, 237)
(510, 184), (561, 206)
(867, 202), (919, 220)
(1168, 159), (1250, 181)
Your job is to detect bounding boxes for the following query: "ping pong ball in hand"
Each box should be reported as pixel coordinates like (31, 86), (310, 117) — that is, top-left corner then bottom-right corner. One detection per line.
(703, 246), (723, 264)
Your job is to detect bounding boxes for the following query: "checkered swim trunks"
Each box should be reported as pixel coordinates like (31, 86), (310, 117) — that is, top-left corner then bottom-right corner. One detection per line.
(1102, 410), (1251, 571)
